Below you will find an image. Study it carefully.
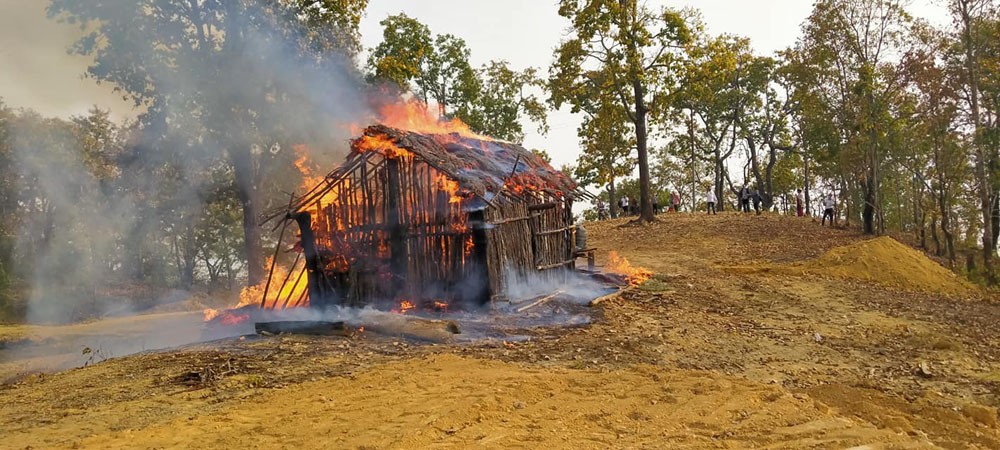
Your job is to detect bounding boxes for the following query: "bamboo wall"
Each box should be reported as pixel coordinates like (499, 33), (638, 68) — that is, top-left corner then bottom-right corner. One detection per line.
(307, 154), (483, 308)
(483, 193), (574, 300)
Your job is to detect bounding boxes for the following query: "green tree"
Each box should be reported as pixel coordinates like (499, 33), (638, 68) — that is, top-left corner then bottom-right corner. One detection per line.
(49, 0), (369, 286)
(367, 13), (434, 93)
(675, 33), (752, 210)
(790, 0), (911, 234)
(469, 61), (548, 142)
(551, 0), (693, 222)
(571, 89), (636, 218)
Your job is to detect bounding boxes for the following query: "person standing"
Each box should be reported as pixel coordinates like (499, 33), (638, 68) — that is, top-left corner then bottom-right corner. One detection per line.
(705, 188), (717, 215)
(751, 186), (762, 215)
(739, 185), (750, 213)
(618, 196), (629, 217)
(821, 194), (836, 226)
(795, 189), (804, 217)
(671, 191), (681, 213)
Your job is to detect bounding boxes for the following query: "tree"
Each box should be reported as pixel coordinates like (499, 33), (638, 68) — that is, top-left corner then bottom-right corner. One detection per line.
(676, 33), (753, 210)
(469, 61), (548, 142)
(49, 0), (370, 286)
(790, 0), (911, 234)
(570, 86), (636, 218)
(551, 0), (693, 222)
(947, 0), (996, 277)
(368, 16), (546, 142)
(367, 14), (435, 96)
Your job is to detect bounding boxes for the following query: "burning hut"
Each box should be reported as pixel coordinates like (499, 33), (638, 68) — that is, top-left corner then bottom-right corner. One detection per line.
(262, 124), (590, 312)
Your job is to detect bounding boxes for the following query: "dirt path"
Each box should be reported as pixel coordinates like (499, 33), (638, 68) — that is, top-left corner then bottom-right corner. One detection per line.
(1, 212), (998, 449)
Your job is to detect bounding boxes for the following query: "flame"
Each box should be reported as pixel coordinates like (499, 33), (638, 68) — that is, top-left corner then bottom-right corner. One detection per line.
(375, 100), (485, 139)
(204, 308), (250, 326)
(238, 256), (311, 310)
(606, 251), (652, 286)
(435, 173), (463, 204)
(355, 133), (414, 159)
(433, 301), (449, 312)
(392, 300), (416, 314)
(219, 311), (250, 326)
(464, 236), (474, 256)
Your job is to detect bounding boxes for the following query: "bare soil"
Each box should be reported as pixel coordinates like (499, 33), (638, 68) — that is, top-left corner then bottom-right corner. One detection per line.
(1, 212), (999, 449)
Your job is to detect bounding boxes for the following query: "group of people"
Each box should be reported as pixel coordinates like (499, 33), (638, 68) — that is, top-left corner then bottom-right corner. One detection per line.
(596, 187), (839, 225)
(594, 191), (684, 219)
(703, 185), (837, 226)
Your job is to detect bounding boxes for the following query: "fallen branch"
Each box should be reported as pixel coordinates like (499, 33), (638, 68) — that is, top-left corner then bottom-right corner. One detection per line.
(588, 289), (625, 307)
(515, 291), (564, 313)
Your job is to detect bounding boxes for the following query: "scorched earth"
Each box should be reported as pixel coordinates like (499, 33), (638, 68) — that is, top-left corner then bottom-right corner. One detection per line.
(1, 213), (999, 449)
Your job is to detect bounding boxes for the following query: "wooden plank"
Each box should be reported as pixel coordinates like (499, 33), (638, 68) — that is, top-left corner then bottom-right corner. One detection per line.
(537, 224), (576, 236)
(536, 259), (575, 270)
(514, 291), (563, 313)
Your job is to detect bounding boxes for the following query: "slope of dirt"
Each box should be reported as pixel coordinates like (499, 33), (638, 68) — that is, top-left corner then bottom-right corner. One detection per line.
(1, 211), (998, 449)
(40, 354), (931, 449)
(781, 236), (975, 296)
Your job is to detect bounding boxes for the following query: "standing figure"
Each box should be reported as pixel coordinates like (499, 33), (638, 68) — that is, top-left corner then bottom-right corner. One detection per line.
(618, 196), (629, 217)
(671, 191), (681, 213)
(795, 188), (804, 217)
(740, 185), (751, 213)
(630, 197), (638, 215)
(821, 194), (836, 226)
(751, 186), (762, 215)
(596, 198), (608, 220)
(705, 188), (717, 215)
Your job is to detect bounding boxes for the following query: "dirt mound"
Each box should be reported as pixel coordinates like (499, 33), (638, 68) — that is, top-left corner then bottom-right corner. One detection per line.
(794, 236), (975, 296)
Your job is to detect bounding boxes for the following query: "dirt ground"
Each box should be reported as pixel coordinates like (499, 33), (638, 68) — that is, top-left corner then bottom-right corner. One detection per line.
(2, 212), (999, 449)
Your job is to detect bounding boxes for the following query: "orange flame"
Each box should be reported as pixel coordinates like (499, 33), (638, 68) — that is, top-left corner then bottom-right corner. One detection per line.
(464, 236), (474, 256)
(238, 256), (311, 310)
(375, 100), (485, 139)
(606, 251), (652, 286)
(392, 300), (416, 315)
(355, 133), (414, 159)
(435, 173), (463, 204)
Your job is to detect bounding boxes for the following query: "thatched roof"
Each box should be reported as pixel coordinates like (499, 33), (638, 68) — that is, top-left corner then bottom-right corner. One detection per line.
(354, 125), (589, 202)
(268, 125), (589, 223)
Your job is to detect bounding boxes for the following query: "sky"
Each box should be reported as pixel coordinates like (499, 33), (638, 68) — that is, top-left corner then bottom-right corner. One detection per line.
(0, 0), (950, 170)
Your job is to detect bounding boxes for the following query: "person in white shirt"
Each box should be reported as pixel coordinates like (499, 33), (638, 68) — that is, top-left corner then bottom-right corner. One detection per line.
(795, 189), (804, 217)
(705, 188), (717, 215)
(821, 194), (836, 226)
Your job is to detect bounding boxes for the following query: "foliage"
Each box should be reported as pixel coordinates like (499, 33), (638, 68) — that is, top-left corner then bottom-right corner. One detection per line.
(48, 0), (370, 286)
(551, 0), (694, 221)
(367, 15), (547, 142)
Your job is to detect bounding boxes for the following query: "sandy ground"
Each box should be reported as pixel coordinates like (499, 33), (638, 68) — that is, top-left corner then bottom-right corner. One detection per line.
(1, 212), (999, 449)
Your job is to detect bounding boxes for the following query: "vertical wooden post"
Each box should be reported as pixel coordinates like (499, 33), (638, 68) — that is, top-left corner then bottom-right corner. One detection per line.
(290, 212), (327, 309)
(469, 209), (491, 305)
(386, 158), (405, 298)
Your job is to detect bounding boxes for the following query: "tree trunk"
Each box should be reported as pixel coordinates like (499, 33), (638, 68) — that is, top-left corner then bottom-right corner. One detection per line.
(232, 147), (265, 287)
(958, 0), (993, 280)
(930, 216), (941, 257)
(632, 79), (655, 222)
(804, 153), (811, 215)
(862, 174), (876, 235)
(689, 110), (697, 211)
(608, 177), (618, 219)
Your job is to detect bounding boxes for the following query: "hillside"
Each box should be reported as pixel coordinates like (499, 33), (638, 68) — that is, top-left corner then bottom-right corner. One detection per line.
(1, 212), (998, 449)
